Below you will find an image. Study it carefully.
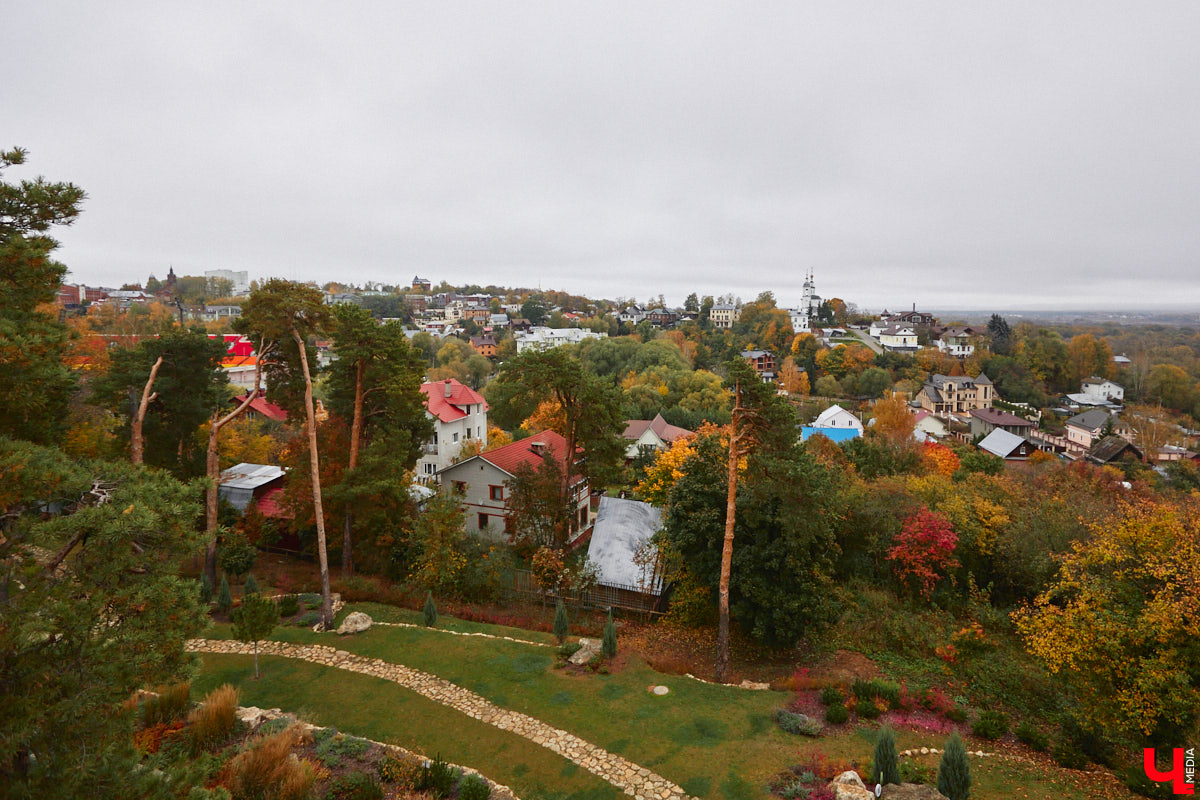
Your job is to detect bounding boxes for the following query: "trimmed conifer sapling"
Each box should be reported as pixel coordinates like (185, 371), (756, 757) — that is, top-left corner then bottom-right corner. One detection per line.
(601, 609), (617, 658)
(243, 573), (258, 595)
(217, 574), (233, 613)
(423, 592), (438, 627)
(199, 573), (213, 604)
(937, 731), (972, 800)
(553, 599), (569, 644)
(873, 726), (900, 786)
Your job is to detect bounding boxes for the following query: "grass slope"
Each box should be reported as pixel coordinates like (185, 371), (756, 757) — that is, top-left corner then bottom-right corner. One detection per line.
(198, 605), (1128, 800)
(193, 654), (620, 800)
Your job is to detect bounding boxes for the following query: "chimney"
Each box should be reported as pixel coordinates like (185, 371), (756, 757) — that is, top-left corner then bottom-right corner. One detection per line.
(529, 441), (546, 455)
(444, 380), (452, 398)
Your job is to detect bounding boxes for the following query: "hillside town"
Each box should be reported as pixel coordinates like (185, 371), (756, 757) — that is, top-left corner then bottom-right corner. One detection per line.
(7, 7), (1200, 794)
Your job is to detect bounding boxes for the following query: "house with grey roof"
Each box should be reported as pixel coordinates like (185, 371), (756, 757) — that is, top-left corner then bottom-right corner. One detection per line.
(1065, 408), (1117, 453)
(970, 407), (1035, 439)
(585, 496), (666, 611)
(1087, 435), (1143, 465)
(916, 373), (995, 416)
(977, 429), (1038, 461)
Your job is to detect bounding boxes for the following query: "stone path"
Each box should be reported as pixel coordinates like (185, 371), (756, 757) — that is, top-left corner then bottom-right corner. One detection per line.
(371, 620), (551, 648)
(189, 638), (693, 800)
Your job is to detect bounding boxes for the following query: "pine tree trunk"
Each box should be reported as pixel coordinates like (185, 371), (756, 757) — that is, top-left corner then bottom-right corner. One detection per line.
(204, 350), (265, 587)
(253, 640), (259, 679)
(294, 328), (333, 629)
(716, 380), (741, 684)
(343, 359), (365, 577)
(130, 356), (163, 465)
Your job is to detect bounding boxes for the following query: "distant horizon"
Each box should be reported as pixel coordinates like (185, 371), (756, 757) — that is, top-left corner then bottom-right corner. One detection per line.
(62, 265), (1200, 324)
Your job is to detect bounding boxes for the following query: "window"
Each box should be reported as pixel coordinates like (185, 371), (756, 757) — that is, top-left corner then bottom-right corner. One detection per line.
(478, 513), (488, 530)
(477, 426), (482, 439)
(452, 481), (466, 496)
(452, 432), (459, 443)
(423, 463), (435, 474)
(489, 485), (503, 501)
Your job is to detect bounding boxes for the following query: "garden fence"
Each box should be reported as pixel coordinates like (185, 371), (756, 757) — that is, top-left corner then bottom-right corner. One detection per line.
(510, 569), (666, 616)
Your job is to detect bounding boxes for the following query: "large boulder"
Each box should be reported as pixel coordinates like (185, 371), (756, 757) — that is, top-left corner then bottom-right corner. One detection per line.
(828, 771), (874, 800)
(336, 611), (373, 635)
(881, 785), (948, 800)
(569, 637), (602, 665)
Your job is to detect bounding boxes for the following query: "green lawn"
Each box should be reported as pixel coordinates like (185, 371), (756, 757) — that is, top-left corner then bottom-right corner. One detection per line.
(198, 604), (1128, 800)
(193, 654), (621, 800)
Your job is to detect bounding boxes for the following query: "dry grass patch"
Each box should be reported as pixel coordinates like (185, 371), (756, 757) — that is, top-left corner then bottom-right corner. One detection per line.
(227, 723), (318, 800)
(188, 683), (239, 752)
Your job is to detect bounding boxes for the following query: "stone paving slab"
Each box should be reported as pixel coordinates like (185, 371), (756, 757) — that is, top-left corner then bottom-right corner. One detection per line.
(189, 638), (694, 800)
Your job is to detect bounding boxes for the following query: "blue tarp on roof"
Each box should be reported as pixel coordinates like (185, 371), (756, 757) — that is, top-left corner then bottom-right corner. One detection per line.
(801, 426), (861, 443)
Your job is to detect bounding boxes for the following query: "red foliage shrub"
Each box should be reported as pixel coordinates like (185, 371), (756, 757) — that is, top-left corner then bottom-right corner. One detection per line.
(886, 508), (960, 599)
(918, 686), (957, 717)
(794, 750), (861, 781)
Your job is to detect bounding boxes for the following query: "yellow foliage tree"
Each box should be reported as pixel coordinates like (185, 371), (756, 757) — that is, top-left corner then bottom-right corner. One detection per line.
(1012, 499), (1200, 740)
(523, 398), (567, 434)
(636, 434), (696, 505)
(870, 395), (916, 447)
(778, 356), (807, 395)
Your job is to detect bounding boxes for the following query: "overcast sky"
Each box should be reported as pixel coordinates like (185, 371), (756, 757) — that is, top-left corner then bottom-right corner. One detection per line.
(6, 3), (1199, 311)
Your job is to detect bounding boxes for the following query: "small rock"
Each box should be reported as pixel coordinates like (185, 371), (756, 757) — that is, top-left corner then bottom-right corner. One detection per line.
(650, 685), (669, 696)
(336, 611), (373, 635)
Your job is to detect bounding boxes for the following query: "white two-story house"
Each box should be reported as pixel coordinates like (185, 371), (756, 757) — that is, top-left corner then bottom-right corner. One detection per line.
(417, 379), (489, 483)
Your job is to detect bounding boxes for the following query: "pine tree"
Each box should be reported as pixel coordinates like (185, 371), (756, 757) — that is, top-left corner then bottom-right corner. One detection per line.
(217, 574), (233, 613)
(553, 599), (569, 644)
(937, 732), (972, 800)
(243, 573), (259, 595)
(873, 726), (900, 785)
(0, 148), (84, 446)
(601, 609), (617, 658)
(423, 592), (438, 627)
(199, 573), (213, 604)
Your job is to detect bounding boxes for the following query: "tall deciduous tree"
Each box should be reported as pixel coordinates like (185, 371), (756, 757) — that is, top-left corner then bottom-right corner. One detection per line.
(237, 280), (334, 627)
(0, 148), (84, 445)
(325, 304), (431, 576)
(0, 438), (208, 797)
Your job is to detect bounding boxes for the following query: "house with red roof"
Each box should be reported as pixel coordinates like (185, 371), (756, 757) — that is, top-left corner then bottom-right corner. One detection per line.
(622, 414), (694, 459)
(436, 430), (589, 539)
(417, 379), (489, 482)
(232, 394), (288, 423)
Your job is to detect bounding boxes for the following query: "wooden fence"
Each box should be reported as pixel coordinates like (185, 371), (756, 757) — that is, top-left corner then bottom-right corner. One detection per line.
(509, 569), (666, 616)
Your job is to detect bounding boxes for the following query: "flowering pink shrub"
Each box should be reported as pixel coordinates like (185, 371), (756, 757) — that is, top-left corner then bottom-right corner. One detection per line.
(886, 508), (960, 599)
